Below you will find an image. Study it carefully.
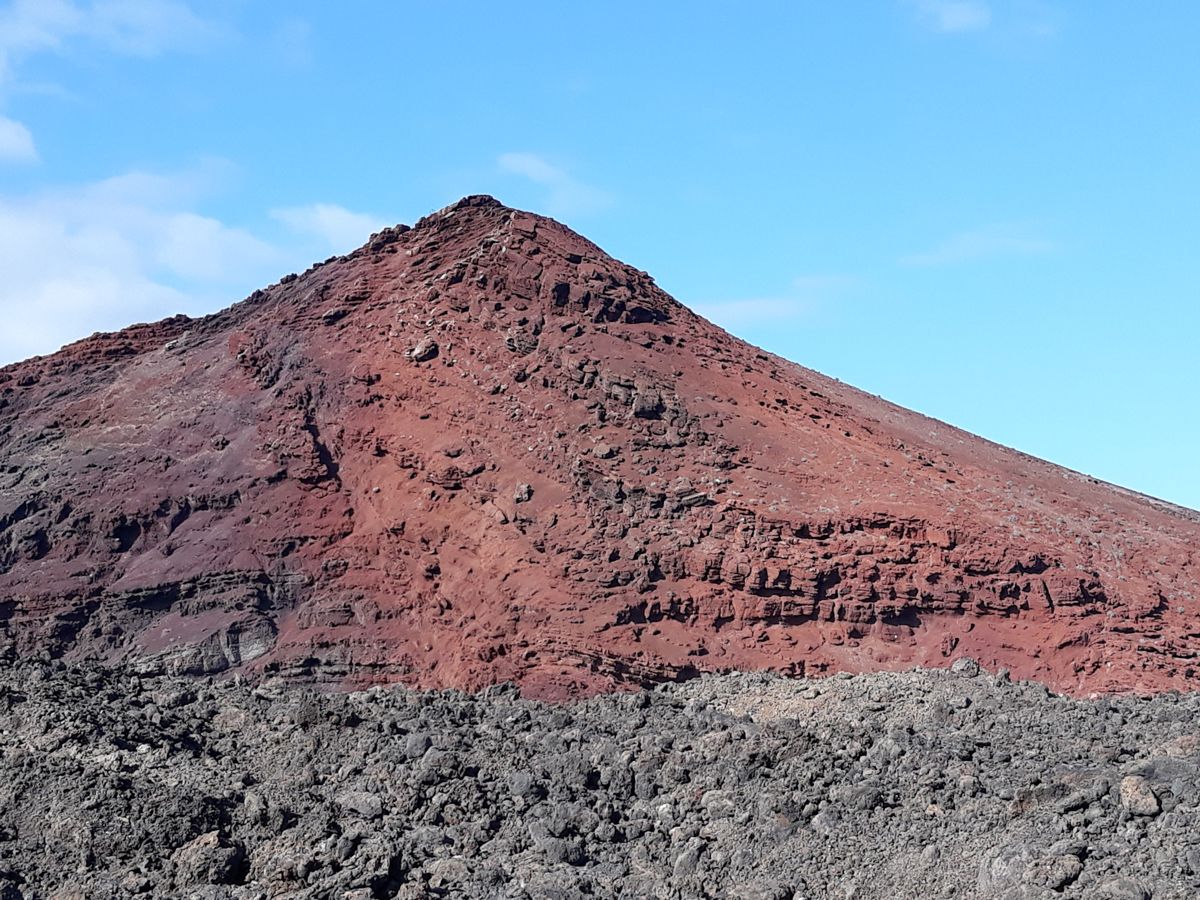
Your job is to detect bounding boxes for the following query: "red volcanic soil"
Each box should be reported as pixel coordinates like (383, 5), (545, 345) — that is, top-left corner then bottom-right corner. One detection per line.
(1, 196), (1198, 698)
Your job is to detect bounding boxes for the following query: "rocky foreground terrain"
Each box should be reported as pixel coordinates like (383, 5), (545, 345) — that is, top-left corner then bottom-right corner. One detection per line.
(1, 660), (1197, 899)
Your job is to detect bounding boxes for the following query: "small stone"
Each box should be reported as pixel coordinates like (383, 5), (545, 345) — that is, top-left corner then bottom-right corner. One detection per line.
(977, 842), (1034, 894)
(427, 858), (471, 888)
(171, 831), (244, 886)
(737, 883), (795, 900)
(1119, 775), (1160, 816)
(405, 732), (432, 758)
(409, 338), (439, 362)
(335, 790), (383, 820)
(810, 808), (841, 834)
(673, 839), (705, 877)
(593, 443), (618, 459)
(632, 390), (665, 419)
(1094, 875), (1152, 900)
(513, 483), (533, 503)
(509, 771), (544, 800)
(1023, 854), (1083, 890)
(951, 657), (980, 678)
(119, 873), (152, 894)
(701, 790), (736, 820)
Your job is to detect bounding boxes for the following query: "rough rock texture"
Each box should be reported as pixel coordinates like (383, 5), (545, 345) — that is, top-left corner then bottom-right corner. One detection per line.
(2, 660), (1200, 898)
(1, 195), (1198, 698)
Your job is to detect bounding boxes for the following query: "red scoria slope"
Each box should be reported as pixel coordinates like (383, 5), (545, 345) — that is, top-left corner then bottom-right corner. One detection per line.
(2, 196), (1198, 698)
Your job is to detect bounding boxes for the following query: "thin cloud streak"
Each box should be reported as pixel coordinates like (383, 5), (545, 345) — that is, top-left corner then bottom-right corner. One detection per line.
(901, 225), (1055, 266)
(694, 275), (859, 330)
(0, 113), (36, 161)
(0, 0), (221, 76)
(911, 0), (992, 33)
(272, 203), (387, 255)
(0, 1), (222, 167)
(266, 17), (313, 69)
(497, 152), (613, 218)
(693, 297), (819, 329)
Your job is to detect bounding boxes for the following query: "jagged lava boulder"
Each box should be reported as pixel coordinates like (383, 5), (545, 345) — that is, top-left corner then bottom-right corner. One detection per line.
(1, 195), (1198, 698)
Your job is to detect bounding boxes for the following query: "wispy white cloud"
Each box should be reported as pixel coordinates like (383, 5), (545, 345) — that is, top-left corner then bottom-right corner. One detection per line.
(0, 0), (220, 73)
(0, 161), (275, 363)
(82, 0), (220, 55)
(1014, 0), (1061, 39)
(497, 152), (612, 218)
(0, 161), (386, 365)
(693, 297), (818, 329)
(789, 275), (861, 295)
(901, 225), (1055, 266)
(266, 16), (313, 69)
(0, 0), (80, 76)
(272, 203), (387, 255)
(910, 0), (992, 33)
(0, 113), (36, 161)
(0, 1), (222, 164)
(693, 275), (859, 330)
(0, 3), (382, 364)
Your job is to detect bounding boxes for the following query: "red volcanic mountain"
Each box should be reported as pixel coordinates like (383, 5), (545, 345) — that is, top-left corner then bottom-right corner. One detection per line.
(1, 196), (1197, 698)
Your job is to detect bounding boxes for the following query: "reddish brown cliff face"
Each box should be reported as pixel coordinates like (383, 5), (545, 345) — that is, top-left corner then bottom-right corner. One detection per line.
(1, 196), (1197, 698)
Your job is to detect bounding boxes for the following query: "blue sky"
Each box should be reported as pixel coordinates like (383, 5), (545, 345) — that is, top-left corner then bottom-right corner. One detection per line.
(1, 1), (1198, 509)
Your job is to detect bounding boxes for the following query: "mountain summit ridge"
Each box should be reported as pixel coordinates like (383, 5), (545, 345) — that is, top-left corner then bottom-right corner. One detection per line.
(1, 196), (1197, 698)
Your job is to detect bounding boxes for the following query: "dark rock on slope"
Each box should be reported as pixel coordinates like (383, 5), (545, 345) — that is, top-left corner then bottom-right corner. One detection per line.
(1, 195), (1198, 698)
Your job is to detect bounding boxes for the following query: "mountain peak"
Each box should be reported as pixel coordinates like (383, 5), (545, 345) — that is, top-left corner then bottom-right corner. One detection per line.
(1, 197), (1198, 700)
(336, 194), (679, 328)
(448, 193), (506, 210)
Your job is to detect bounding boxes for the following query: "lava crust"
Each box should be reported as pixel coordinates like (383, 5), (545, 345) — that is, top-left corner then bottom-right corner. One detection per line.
(1, 195), (1197, 697)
